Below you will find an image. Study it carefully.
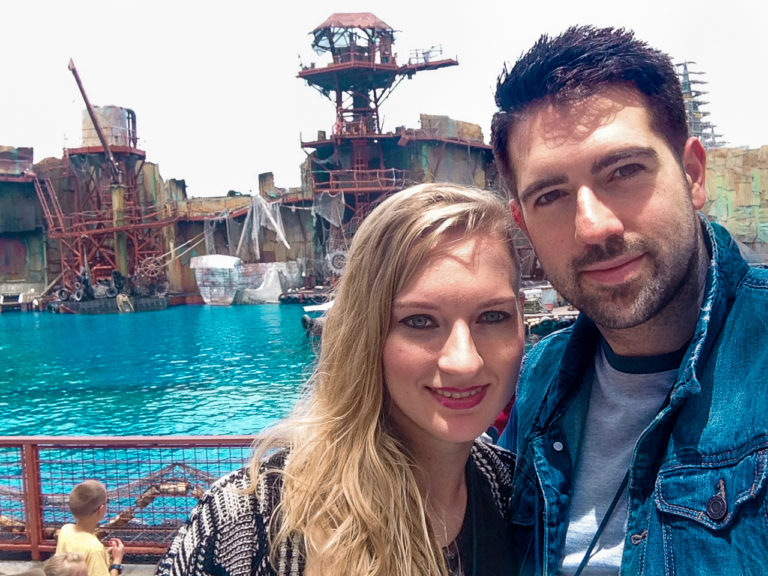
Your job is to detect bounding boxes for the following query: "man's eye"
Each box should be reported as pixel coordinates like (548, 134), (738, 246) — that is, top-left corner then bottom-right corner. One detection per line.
(613, 163), (644, 179)
(478, 310), (511, 324)
(533, 189), (566, 208)
(401, 315), (436, 329)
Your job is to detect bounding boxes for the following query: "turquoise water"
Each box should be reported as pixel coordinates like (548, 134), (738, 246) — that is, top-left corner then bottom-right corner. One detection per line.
(0, 304), (316, 436)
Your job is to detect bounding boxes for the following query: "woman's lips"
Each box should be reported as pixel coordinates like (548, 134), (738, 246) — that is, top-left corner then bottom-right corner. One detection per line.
(429, 385), (489, 409)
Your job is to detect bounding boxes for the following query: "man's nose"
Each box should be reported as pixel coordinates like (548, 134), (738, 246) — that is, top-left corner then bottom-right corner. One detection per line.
(574, 185), (624, 245)
(438, 322), (484, 375)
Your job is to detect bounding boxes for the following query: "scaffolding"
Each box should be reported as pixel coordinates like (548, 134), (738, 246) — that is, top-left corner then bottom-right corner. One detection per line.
(676, 61), (726, 149)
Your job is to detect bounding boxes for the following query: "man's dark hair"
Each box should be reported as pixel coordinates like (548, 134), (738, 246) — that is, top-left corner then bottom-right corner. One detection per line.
(491, 26), (688, 199)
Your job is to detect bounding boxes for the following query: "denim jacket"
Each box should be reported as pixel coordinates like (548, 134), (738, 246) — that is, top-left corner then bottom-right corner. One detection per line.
(500, 218), (768, 576)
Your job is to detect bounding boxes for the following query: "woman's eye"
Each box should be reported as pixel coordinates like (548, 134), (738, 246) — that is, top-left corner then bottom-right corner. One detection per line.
(478, 310), (511, 324)
(400, 315), (436, 329)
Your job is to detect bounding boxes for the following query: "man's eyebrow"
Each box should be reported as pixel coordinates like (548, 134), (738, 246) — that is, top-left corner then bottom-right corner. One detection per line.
(519, 175), (568, 204)
(591, 147), (658, 174)
(518, 147), (659, 203)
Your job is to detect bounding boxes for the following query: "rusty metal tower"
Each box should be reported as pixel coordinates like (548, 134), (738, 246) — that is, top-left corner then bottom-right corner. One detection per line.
(34, 60), (177, 300)
(298, 13), (458, 248)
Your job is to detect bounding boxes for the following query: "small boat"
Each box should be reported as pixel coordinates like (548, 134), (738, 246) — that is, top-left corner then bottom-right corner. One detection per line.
(301, 300), (333, 340)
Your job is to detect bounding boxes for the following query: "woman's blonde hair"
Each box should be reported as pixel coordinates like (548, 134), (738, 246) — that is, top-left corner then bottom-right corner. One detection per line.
(251, 183), (519, 575)
(43, 553), (87, 576)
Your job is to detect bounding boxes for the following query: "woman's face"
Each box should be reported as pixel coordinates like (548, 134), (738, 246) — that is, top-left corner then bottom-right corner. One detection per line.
(382, 232), (524, 451)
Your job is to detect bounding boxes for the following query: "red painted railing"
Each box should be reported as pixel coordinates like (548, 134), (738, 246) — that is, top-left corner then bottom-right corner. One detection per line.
(0, 436), (255, 559)
(311, 168), (411, 195)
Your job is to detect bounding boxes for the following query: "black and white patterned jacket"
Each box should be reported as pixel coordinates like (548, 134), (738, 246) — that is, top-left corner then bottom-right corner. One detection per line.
(155, 440), (514, 576)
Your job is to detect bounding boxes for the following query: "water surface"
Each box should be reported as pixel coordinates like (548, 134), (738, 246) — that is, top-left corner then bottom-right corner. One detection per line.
(0, 304), (315, 436)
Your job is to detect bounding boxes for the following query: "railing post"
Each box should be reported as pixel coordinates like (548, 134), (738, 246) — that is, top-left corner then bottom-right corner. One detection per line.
(21, 441), (44, 560)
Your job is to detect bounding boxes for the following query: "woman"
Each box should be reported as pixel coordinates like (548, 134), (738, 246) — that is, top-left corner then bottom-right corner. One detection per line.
(157, 183), (526, 575)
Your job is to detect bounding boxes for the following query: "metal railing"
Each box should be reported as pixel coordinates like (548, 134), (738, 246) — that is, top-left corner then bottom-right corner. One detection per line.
(0, 436), (255, 559)
(311, 168), (411, 195)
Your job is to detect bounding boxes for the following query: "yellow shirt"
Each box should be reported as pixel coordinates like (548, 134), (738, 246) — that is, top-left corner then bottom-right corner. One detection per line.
(55, 523), (111, 576)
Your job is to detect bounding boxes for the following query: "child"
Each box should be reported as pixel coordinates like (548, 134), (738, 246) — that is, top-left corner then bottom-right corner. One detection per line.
(55, 480), (125, 576)
(43, 553), (88, 576)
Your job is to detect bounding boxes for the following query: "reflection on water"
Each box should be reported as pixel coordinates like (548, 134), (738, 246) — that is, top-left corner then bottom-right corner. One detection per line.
(0, 304), (315, 436)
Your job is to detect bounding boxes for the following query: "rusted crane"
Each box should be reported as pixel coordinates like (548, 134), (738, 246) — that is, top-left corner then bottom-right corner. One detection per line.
(33, 59), (177, 301)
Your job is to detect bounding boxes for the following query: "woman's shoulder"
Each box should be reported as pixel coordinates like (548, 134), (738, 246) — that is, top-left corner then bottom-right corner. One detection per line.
(203, 448), (289, 514)
(156, 449), (292, 576)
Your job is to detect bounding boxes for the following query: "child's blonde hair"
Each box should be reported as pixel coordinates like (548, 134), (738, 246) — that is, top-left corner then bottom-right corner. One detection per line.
(43, 553), (88, 576)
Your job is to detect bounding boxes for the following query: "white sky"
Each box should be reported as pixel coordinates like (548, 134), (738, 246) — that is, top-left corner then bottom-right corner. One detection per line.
(3, 1), (766, 197)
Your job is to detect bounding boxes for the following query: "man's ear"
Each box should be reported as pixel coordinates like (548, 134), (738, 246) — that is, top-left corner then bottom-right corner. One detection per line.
(510, 200), (529, 237)
(683, 137), (707, 210)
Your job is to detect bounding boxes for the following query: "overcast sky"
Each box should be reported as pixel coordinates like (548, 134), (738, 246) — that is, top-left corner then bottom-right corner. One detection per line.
(3, 1), (765, 197)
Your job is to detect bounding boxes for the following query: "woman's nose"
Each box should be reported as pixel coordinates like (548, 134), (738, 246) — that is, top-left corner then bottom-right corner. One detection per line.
(437, 322), (484, 375)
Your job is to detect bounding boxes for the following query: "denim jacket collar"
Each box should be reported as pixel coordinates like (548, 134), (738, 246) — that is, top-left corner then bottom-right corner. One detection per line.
(536, 216), (748, 425)
(672, 215), (749, 406)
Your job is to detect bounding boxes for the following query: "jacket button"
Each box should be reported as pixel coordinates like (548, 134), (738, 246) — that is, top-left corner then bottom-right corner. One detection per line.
(553, 441), (564, 452)
(706, 495), (728, 521)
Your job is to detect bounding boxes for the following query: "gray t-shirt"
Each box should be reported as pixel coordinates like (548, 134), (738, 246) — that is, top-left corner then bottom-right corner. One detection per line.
(558, 342), (679, 575)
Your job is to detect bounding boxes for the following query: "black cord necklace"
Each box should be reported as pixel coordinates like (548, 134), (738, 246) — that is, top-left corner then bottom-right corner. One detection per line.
(572, 470), (629, 576)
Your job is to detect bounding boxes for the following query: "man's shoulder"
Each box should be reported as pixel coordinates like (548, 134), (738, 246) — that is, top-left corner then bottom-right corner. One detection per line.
(743, 264), (768, 287)
(517, 327), (577, 402)
(724, 264), (768, 334)
(524, 326), (574, 363)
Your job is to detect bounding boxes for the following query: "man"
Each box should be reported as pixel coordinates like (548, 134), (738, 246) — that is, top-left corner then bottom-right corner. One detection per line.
(493, 26), (768, 575)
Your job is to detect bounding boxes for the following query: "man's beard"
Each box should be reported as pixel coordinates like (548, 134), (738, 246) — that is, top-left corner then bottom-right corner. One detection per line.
(547, 226), (701, 330)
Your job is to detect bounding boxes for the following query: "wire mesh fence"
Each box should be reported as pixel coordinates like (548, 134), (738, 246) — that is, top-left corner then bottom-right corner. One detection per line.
(0, 436), (255, 559)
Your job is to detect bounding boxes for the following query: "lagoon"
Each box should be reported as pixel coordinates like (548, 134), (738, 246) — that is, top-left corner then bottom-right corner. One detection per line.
(0, 304), (315, 436)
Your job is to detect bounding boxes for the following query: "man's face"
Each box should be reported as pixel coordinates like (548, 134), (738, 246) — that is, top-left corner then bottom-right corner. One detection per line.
(507, 87), (706, 330)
